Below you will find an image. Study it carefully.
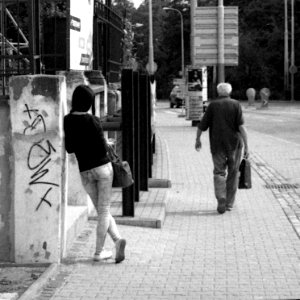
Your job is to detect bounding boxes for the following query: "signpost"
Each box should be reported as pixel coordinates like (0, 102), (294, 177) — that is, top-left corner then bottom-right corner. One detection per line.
(185, 67), (207, 124)
(188, 1), (238, 124)
(193, 6), (238, 66)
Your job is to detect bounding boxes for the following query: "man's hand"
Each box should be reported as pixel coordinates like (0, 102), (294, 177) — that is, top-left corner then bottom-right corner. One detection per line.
(195, 139), (202, 152)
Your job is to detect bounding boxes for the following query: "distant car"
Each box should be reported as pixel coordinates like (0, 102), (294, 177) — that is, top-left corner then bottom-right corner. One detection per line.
(169, 85), (184, 108)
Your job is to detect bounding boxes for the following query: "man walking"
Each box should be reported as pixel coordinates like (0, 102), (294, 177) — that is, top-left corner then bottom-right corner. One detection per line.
(195, 83), (249, 214)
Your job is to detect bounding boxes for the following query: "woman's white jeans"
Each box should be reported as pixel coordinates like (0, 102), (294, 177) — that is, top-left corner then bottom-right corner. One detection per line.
(80, 162), (121, 254)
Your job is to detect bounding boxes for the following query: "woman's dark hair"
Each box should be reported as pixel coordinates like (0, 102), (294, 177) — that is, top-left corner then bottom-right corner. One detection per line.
(71, 85), (95, 112)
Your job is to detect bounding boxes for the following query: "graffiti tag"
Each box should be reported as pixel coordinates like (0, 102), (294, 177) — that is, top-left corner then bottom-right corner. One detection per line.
(23, 104), (59, 211)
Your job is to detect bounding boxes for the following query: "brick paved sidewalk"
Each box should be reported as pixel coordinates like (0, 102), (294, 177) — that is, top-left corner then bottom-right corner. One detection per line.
(32, 101), (300, 300)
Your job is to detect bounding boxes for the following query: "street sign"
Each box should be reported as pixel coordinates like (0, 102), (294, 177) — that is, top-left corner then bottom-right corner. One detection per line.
(193, 6), (239, 66)
(289, 65), (298, 74)
(146, 62), (158, 74)
(173, 78), (185, 85)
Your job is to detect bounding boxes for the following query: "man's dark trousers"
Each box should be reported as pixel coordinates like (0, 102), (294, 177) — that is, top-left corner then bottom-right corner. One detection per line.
(212, 145), (242, 208)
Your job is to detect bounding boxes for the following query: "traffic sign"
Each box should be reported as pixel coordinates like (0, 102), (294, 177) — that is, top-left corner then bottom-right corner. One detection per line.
(146, 62), (158, 74)
(173, 78), (185, 85)
(193, 6), (239, 66)
(289, 65), (298, 74)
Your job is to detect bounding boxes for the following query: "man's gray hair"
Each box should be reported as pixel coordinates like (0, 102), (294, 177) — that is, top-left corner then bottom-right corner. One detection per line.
(217, 82), (232, 96)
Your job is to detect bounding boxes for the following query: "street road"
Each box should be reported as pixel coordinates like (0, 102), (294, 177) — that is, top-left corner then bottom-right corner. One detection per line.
(242, 103), (300, 146)
(165, 101), (300, 145)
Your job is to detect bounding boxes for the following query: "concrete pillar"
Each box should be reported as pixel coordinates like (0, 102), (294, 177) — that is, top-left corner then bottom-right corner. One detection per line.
(259, 88), (270, 108)
(58, 70), (108, 210)
(58, 71), (89, 207)
(246, 88), (256, 106)
(9, 75), (67, 263)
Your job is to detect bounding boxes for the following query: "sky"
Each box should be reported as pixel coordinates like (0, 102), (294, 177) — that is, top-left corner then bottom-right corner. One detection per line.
(131, 0), (144, 8)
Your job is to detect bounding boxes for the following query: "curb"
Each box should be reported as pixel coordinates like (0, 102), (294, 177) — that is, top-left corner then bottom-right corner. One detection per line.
(18, 263), (58, 300)
(90, 198), (167, 229)
(148, 178), (171, 188)
(114, 202), (166, 229)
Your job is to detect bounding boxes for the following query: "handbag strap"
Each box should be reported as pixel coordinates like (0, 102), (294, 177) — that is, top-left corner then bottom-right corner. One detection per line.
(106, 143), (121, 162)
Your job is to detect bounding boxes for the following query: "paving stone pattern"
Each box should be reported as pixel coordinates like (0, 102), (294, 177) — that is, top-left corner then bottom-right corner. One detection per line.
(35, 102), (300, 300)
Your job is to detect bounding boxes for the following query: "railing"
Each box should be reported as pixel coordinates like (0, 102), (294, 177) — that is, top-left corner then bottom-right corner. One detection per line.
(0, 0), (40, 96)
(0, 0), (125, 95)
(93, 0), (124, 83)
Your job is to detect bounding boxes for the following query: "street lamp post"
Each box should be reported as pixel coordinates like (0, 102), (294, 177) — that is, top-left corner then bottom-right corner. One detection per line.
(163, 7), (185, 79)
(284, 0), (289, 98)
(148, 0), (155, 75)
(291, 0), (295, 101)
(217, 0), (225, 83)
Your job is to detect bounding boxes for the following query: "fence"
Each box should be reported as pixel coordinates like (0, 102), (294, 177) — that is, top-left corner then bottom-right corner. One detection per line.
(0, 0), (40, 96)
(0, 0), (124, 96)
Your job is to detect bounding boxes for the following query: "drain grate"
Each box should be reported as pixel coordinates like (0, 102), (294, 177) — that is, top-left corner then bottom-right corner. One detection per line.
(265, 183), (299, 190)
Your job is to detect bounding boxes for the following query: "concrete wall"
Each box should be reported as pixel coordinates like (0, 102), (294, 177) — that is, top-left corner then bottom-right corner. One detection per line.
(58, 71), (89, 207)
(0, 99), (12, 261)
(9, 75), (67, 263)
(59, 70), (108, 212)
(0, 70), (110, 262)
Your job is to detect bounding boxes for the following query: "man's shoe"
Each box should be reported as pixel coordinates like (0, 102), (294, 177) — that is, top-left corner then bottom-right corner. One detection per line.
(226, 205), (233, 211)
(115, 239), (126, 264)
(217, 199), (226, 214)
(94, 250), (113, 261)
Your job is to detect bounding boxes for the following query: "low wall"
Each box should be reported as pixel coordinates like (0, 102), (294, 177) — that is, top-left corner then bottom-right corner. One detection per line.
(0, 71), (115, 262)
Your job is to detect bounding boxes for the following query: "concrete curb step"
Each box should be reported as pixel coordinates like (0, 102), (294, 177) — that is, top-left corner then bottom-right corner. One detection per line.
(148, 178), (171, 188)
(18, 263), (58, 300)
(89, 196), (166, 229)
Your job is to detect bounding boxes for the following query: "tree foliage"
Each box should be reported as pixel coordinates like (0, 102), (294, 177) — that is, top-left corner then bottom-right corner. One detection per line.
(128, 0), (300, 99)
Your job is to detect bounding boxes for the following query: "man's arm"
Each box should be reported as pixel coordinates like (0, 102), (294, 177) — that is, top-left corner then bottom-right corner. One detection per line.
(239, 124), (249, 158)
(195, 104), (211, 151)
(195, 127), (202, 151)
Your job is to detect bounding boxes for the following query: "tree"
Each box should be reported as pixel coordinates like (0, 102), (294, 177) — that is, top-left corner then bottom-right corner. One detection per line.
(124, 0), (300, 99)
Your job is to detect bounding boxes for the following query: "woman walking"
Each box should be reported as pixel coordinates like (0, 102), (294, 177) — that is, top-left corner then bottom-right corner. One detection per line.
(64, 84), (126, 263)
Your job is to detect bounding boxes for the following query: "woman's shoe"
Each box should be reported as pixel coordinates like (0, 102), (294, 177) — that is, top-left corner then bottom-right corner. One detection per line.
(115, 239), (126, 264)
(94, 250), (113, 261)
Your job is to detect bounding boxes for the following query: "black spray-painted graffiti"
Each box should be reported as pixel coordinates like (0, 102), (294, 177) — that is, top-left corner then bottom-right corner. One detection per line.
(23, 104), (47, 135)
(23, 104), (59, 211)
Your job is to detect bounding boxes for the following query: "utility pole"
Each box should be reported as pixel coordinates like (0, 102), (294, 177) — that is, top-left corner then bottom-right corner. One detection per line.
(291, 0), (295, 101)
(217, 0), (225, 83)
(190, 0), (196, 66)
(148, 0), (154, 75)
(284, 0), (289, 98)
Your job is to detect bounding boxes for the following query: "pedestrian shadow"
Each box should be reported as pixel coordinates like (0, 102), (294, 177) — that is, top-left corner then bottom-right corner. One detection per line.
(62, 258), (115, 266)
(166, 210), (217, 217)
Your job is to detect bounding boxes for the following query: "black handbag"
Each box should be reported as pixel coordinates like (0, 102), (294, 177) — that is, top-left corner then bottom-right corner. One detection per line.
(106, 144), (134, 188)
(238, 157), (252, 189)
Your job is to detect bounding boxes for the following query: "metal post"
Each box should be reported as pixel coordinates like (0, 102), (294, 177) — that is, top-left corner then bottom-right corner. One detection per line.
(139, 74), (149, 191)
(28, 0), (37, 73)
(147, 76), (153, 178)
(133, 71), (140, 202)
(148, 0), (154, 74)
(190, 0), (196, 66)
(180, 12), (184, 79)
(66, 0), (71, 70)
(291, 0), (295, 102)
(217, 0), (225, 83)
(284, 0), (289, 98)
(121, 69), (135, 217)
